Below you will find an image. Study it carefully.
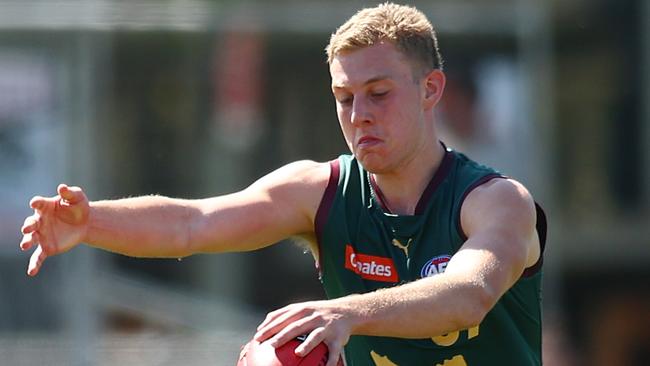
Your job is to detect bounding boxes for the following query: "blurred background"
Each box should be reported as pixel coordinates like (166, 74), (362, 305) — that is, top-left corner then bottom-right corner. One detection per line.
(1, 0), (649, 365)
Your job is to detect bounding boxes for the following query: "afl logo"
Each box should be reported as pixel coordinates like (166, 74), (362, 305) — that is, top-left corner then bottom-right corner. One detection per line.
(420, 255), (451, 278)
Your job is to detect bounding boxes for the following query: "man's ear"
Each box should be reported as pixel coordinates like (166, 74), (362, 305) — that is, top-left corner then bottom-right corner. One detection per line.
(422, 69), (446, 110)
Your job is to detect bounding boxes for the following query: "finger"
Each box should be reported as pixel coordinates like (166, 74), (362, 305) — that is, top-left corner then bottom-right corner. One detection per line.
(27, 245), (47, 277)
(29, 196), (48, 210)
(21, 214), (40, 234)
(255, 308), (303, 343)
(20, 232), (38, 251)
(257, 306), (288, 331)
(295, 327), (325, 356)
(58, 184), (84, 204)
(238, 340), (252, 362)
(255, 307), (291, 340)
(325, 342), (344, 366)
(268, 315), (320, 349)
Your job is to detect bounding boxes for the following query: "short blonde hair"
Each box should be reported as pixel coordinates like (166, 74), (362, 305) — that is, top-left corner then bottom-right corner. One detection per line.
(326, 2), (443, 74)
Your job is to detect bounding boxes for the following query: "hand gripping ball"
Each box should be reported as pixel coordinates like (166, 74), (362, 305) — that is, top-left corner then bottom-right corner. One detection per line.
(237, 337), (344, 366)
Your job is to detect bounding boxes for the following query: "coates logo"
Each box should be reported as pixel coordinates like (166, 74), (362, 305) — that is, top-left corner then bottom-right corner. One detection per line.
(420, 255), (452, 278)
(345, 245), (399, 283)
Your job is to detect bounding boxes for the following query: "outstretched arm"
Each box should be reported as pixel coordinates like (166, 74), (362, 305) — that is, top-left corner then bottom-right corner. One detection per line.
(20, 160), (330, 276)
(254, 178), (541, 366)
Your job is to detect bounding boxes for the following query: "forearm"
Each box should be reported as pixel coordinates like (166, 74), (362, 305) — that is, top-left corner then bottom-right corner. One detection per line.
(343, 274), (492, 339)
(85, 196), (197, 257)
(342, 228), (528, 339)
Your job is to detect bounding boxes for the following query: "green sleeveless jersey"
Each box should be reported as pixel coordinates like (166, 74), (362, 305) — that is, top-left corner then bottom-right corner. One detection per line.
(314, 146), (547, 366)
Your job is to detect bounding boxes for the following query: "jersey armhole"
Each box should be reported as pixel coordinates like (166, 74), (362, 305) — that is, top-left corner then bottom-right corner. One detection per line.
(314, 159), (341, 272)
(455, 175), (548, 278)
(521, 203), (547, 278)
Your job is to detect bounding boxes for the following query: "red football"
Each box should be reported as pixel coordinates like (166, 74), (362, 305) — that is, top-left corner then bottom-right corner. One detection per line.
(237, 337), (343, 366)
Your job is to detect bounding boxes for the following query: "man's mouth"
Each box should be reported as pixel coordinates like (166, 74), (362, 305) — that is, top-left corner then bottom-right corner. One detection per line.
(357, 136), (382, 148)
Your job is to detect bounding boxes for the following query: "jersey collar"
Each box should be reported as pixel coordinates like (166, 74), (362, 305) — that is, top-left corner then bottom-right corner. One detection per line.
(369, 142), (454, 215)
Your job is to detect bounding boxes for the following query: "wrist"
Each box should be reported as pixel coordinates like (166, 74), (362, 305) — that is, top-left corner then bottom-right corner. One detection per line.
(338, 294), (372, 336)
(83, 201), (97, 244)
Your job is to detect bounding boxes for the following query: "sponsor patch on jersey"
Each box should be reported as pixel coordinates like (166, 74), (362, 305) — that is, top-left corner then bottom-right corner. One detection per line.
(420, 255), (452, 278)
(345, 245), (399, 283)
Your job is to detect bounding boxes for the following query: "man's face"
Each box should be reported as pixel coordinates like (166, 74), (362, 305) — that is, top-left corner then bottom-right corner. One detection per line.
(330, 42), (433, 174)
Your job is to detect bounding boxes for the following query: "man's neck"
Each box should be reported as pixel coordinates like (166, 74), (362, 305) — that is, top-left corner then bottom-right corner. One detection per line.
(371, 141), (446, 215)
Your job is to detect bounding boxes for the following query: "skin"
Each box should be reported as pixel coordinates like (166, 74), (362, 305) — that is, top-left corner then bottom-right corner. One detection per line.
(252, 43), (540, 365)
(20, 160), (329, 274)
(331, 42), (446, 214)
(20, 42), (540, 366)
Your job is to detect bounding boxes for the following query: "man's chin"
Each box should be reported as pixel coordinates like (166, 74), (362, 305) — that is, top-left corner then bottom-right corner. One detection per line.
(355, 154), (388, 174)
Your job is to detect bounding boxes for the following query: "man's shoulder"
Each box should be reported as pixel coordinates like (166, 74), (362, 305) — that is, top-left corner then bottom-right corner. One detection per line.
(266, 159), (332, 188)
(246, 160), (333, 200)
(466, 178), (534, 206)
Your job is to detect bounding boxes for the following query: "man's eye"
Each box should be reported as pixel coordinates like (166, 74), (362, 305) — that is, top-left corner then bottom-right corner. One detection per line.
(338, 97), (353, 105)
(371, 91), (388, 98)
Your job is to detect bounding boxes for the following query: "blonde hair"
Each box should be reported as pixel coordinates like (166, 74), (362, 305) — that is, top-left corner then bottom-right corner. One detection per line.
(326, 2), (443, 74)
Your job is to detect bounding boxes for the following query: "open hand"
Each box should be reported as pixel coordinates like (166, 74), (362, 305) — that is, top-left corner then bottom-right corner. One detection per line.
(20, 184), (90, 276)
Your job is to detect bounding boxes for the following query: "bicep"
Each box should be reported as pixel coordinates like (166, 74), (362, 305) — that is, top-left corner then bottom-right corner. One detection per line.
(188, 161), (330, 253)
(445, 179), (538, 302)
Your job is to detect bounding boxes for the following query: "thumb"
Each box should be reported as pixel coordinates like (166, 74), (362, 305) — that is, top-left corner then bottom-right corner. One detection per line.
(57, 184), (85, 203)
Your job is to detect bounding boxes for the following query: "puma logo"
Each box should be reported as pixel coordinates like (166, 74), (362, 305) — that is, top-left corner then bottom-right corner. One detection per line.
(391, 238), (412, 257)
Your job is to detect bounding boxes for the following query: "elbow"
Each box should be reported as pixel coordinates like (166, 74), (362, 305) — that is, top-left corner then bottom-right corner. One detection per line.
(161, 226), (193, 258)
(176, 203), (201, 257)
(180, 202), (225, 256)
(467, 292), (494, 327)
(454, 283), (499, 329)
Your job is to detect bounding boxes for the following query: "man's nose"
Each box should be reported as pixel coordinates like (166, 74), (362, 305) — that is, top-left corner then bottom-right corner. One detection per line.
(350, 97), (372, 125)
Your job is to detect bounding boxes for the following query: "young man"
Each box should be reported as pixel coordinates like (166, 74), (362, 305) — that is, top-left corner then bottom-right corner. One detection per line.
(20, 3), (546, 365)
